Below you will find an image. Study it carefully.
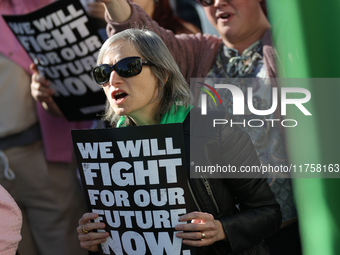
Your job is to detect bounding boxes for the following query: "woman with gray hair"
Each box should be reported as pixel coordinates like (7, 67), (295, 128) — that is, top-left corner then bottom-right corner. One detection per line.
(77, 28), (281, 255)
(95, 28), (192, 126)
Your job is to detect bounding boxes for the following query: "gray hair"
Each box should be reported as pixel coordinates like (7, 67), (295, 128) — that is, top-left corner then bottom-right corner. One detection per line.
(96, 28), (192, 126)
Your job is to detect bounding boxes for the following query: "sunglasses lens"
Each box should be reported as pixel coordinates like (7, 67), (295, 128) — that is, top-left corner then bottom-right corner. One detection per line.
(200, 0), (214, 6)
(93, 65), (111, 84)
(116, 57), (142, 77)
(93, 57), (145, 85)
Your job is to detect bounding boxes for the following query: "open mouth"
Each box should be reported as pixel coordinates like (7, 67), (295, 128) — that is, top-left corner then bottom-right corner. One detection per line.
(220, 13), (231, 19)
(114, 91), (128, 101)
(217, 12), (233, 21)
(112, 90), (128, 104)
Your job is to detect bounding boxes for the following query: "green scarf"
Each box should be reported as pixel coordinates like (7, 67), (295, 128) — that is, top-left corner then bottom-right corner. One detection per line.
(116, 104), (193, 127)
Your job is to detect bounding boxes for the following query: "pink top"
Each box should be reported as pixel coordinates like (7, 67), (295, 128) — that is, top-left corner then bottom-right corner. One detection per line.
(0, 185), (22, 255)
(0, 0), (53, 73)
(0, 0), (93, 162)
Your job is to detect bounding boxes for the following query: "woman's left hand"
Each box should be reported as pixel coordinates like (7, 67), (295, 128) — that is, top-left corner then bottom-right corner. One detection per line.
(174, 212), (227, 247)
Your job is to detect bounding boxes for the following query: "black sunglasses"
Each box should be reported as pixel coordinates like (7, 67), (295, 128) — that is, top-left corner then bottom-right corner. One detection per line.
(199, 0), (215, 6)
(92, 56), (155, 85)
(199, 0), (233, 6)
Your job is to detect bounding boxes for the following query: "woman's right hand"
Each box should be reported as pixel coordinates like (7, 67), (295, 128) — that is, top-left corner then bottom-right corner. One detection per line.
(77, 212), (110, 252)
(30, 63), (53, 104)
(30, 63), (63, 117)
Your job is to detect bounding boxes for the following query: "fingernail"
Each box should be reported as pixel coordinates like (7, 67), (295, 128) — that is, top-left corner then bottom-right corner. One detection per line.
(34, 58), (40, 66)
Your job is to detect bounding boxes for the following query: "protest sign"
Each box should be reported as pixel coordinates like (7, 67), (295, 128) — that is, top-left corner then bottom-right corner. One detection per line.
(71, 123), (194, 255)
(2, 0), (106, 121)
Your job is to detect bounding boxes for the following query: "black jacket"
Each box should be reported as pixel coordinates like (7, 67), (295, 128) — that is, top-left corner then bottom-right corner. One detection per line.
(183, 108), (282, 255)
(90, 108), (281, 255)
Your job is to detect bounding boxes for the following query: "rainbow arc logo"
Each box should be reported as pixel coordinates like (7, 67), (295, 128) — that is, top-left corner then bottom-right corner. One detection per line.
(197, 82), (223, 115)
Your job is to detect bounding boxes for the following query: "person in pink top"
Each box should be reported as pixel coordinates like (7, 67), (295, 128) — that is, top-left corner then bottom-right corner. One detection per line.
(0, 0), (104, 254)
(0, 185), (22, 255)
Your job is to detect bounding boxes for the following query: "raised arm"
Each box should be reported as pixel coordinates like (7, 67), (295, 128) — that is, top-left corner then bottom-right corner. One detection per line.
(98, 0), (131, 23)
(99, 0), (131, 23)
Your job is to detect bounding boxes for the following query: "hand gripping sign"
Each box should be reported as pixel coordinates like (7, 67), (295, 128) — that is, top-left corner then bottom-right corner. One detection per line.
(72, 123), (194, 255)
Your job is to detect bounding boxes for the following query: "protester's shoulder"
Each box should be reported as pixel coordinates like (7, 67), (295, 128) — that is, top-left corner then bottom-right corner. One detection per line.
(262, 28), (274, 47)
(189, 106), (232, 122)
(187, 108), (258, 167)
(188, 107), (237, 139)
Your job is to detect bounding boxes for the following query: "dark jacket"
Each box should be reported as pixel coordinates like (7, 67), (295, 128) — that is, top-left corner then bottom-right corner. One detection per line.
(183, 108), (282, 255)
